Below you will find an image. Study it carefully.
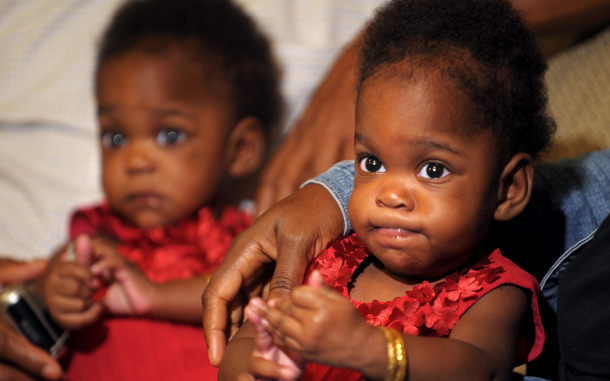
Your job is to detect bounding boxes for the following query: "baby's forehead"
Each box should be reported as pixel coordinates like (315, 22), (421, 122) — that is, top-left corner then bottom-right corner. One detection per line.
(357, 63), (500, 146)
(359, 61), (479, 116)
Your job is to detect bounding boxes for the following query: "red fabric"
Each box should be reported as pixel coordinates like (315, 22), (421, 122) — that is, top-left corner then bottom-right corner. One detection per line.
(64, 203), (252, 381)
(302, 234), (545, 381)
(70, 202), (251, 283)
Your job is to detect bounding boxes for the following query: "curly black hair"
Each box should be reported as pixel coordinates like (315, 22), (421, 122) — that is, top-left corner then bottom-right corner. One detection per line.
(96, 0), (282, 145)
(358, 0), (556, 160)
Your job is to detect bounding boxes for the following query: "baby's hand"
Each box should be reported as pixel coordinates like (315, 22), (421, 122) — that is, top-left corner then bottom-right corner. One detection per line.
(243, 297), (303, 381)
(260, 270), (376, 371)
(89, 236), (156, 316)
(41, 235), (102, 330)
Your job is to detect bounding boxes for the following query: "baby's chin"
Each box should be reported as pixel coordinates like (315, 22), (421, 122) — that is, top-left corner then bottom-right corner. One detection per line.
(124, 211), (181, 230)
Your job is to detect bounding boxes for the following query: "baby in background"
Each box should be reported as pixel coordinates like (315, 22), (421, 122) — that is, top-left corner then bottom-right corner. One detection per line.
(38, 0), (281, 380)
(220, 0), (553, 380)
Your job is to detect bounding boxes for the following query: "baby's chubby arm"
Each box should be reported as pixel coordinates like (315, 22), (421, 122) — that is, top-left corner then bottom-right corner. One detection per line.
(257, 272), (531, 381)
(88, 236), (207, 324)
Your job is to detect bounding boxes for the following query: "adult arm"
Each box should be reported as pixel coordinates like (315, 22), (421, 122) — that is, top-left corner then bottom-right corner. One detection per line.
(0, 259), (63, 380)
(513, 0), (610, 36)
(254, 35), (360, 213)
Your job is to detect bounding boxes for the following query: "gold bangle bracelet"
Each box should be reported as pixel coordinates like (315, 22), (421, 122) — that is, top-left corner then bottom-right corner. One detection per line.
(379, 326), (407, 381)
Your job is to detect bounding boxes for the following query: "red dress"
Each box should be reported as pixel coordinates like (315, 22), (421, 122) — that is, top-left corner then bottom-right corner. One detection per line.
(301, 234), (545, 381)
(63, 203), (252, 381)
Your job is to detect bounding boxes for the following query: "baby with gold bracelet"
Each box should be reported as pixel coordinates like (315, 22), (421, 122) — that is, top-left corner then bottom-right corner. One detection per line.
(218, 0), (550, 379)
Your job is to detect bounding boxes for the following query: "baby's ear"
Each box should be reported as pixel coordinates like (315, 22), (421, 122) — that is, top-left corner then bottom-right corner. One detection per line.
(225, 116), (266, 178)
(494, 153), (534, 221)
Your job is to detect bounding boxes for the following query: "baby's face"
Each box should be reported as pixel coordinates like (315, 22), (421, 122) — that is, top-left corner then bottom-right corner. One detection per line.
(348, 64), (500, 281)
(96, 46), (233, 229)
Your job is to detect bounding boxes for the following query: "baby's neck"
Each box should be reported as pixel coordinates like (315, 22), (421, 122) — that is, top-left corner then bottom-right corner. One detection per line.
(348, 248), (490, 303)
(349, 258), (420, 303)
(349, 256), (462, 303)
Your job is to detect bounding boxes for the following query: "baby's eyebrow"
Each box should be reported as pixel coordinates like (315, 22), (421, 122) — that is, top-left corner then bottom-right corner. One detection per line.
(354, 131), (375, 146)
(153, 107), (196, 121)
(97, 105), (113, 116)
(409, 138), (463, 156)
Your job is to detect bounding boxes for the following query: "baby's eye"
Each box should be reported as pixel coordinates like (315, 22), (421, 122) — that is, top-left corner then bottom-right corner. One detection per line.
(101, 131), (127, 148)
(359, 156), (386, 173)
(157, 128), (186, 146)
(418, 162), (450, 179)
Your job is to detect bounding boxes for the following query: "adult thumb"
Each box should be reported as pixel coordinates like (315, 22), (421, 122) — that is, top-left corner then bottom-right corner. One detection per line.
(267, 246), (310, 302)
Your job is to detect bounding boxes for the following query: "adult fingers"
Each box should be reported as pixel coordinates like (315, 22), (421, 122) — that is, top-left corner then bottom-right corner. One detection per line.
(53, 303), (102, 330)
(0, 324), (63, 380)
(202, 229), (277, 366)
(0, 259), (49, 284)
(266, 185), (345, 303)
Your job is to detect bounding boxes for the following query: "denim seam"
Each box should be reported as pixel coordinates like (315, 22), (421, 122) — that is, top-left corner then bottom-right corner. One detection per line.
(301, 179), (351, 236)
(539, 227), (598, 292)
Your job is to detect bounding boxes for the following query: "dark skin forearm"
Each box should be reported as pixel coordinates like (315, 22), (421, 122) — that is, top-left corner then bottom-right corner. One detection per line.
(218, 322), (256, 381)
(355, 287), (527, 381)
(356, 331), (504, 381)
(149, 276), (209, 323)
(224, 283), (528, 381)
(514, 0), (610, 35)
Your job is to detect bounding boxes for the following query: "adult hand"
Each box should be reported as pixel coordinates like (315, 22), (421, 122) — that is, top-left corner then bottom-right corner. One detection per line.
(202, 184), (344, 366)
(0, 259), (64, 380)
(255, 38), (360, 214)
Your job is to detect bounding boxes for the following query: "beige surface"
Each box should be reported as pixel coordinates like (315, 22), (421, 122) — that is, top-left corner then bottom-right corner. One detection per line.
(542, 26), (610, 162)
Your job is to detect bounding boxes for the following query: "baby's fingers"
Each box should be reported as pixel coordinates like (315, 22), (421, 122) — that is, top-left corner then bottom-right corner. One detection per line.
(90, 253), (128, 280)
(245, 299), (275, 353)
(55, 303), (103, 330)
(55, 261), (94, 285)
(290, 277), (345, 309)
(53, 269), (96, 300)
(248, 356), (301, 381)
(263, 301), (308, 348)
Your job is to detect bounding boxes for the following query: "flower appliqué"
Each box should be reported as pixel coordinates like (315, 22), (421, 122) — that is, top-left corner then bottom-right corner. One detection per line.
(309, 234), (505, 338)
(70, 203), (252, 283)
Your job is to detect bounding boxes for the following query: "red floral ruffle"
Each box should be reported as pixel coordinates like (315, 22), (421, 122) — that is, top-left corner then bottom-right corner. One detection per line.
(70, 203), (252, 283)
(307, 234), (505, 338)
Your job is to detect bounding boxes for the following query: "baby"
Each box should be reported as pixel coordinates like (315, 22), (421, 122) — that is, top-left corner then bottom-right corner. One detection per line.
(39, 0), (281, 380)
(220, 0), (554, 380)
